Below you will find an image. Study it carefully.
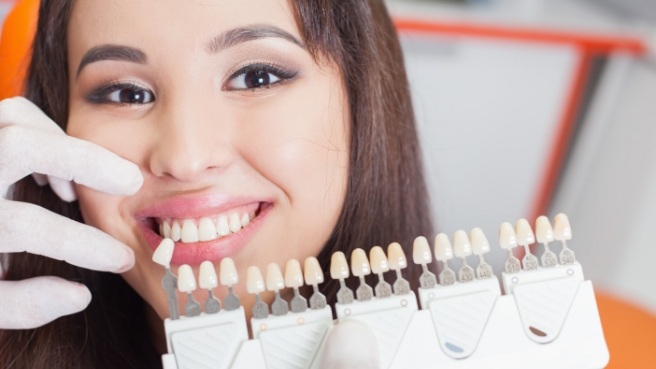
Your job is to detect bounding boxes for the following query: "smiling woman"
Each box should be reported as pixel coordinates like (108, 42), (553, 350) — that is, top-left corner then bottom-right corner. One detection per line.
(0, 0), (432, 368)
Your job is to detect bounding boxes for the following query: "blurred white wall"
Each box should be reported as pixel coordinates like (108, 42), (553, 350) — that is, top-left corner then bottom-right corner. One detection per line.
(390, 0), (656, 315)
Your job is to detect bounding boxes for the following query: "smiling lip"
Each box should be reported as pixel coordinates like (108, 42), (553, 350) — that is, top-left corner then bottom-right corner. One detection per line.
(136, 194), (271, 265)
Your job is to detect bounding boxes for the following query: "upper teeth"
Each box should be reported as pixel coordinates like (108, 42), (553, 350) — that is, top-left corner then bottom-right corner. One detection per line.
(158, 213), (252, 243)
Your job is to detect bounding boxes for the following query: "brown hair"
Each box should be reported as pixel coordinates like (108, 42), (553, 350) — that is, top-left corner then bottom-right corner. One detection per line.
(0, 0), (433, 367)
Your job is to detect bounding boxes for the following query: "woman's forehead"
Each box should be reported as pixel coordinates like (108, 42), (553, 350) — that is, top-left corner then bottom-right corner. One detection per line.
(67, 0), (301, 63)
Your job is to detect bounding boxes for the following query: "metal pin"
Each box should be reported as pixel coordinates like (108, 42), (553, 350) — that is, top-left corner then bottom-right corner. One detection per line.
(434, 233), (456, 285)
(369, 246), (392, 298)
(516, 219), (539, 270)
(454, 230), (475, 282)
(152, 238), (180, 320)
(266, 263), (289, 316)
(247, 266), (269, 319)
(284, 259), (308, 313)
(536, 216), (558, 268)
(178, 265), (201, 317)
(470, 228), (494, 279)
(500, 222), (521, 273)
(220, 258), (241, 311)
(304, 257), (327, 309)
(199, 261), (221, 314)
(554, 213), (576, 264)
(351, 248), (373, 301)
(387, 242), (410, 295)
(331, 252), (354, 304)
(413, 236), (437, 288)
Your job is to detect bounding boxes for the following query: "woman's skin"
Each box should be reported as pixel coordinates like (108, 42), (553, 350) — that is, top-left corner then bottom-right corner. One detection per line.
(65, 0), (350, 333)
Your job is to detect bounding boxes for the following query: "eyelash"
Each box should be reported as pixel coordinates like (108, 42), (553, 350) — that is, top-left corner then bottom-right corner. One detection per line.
(85, 62), (297, 105)
(225, 62), (298, 91)
(86, 81), (155, 106)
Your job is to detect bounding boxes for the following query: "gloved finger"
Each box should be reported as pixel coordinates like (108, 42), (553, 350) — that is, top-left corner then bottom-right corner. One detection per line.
(0, 125), (143, 196)
(0, 277), (91, 329)
(47, 175), (77, 202)
(0, 97), (66, 134)
(32, 173), (48, 186)
(321, 320), (381, 369)
(0, 200), (134, 273)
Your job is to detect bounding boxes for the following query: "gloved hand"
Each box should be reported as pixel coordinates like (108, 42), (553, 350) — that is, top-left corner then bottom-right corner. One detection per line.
(321, 320), (381, 369)
(0, 97), (143, 329)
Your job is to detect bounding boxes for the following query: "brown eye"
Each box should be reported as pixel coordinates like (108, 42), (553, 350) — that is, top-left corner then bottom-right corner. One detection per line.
(87, 82), (155, 105)
(225, 63), (296, 91)
(108, 87), (154, 104)
(243, 70), (273, 89)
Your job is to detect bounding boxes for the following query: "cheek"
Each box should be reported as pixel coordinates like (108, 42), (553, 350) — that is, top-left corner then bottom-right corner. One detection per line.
(239, 78), (350, 209)
(75, 186), (133, 240)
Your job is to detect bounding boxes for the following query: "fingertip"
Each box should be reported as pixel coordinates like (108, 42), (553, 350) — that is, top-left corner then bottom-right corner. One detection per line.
(48, 176), (78, 202)
(117, 161), (143, 195)
(117, 246), (136, 273)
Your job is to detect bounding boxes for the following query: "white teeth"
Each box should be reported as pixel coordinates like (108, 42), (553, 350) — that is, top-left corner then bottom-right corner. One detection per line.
(181, 219), (199, 243)
(330, 251), (350, 280)
(453, 230), (472, 258)
(434, 233), (454, 261)
(240, 213), (251, 227)
(198, 217), (217, 242)
(553, 213), (572, 241)
(515, 218), (535, 246)
(369, 246), (389, 274)
(470, 228), (490, 256)
(350, 248), (371, 277)
(535, 216), (555, 244)
(284, 259), (304, 288)
(162, 221), (171, 239)
(152, 238), (175, 267)
(229, 213), (241, 233)
(387, 242), (407, 270)
(266, 263), (285, 291)
(246, 266), (265, 294)
(220, 258), (238, 286)
(304, 257), (324, 285)
(170, 221), (181, 242)
(217, 215), (230, 236)
(177, 264), (197, 293)
(413, 236), (433, 265)
(499, 222), (518, 250)
(158, 210), (254, 243)
(199, 261), (218, 289)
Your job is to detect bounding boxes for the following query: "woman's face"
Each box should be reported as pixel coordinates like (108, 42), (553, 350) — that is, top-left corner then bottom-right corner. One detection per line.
(66, 0), (349, 320)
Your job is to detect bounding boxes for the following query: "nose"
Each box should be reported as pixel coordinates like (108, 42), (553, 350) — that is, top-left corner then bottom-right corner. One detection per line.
(148, 98), (235, 182)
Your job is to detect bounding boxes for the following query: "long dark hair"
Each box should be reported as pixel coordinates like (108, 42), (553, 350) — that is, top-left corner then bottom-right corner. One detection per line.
(0, 0), (433, 367)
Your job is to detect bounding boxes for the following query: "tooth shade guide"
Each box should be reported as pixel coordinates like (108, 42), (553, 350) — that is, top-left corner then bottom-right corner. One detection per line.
(413, 236), (437, 288)
(220, 259), (242, 310)
(387, 242), (411, 295)
(351, 248), (374, 301)
(303, 257), (327, 309)
(369, 246), (392, 298)
(284, 259), (307, 313)
(515, 219), (539, 271)
(554, 213), (576, 264)
(453, 230), (475, 283)
(330, 251), (354, 304)
(470, 228), (493, 279)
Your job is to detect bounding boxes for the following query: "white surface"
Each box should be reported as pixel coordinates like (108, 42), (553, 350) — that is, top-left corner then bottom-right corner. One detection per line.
(387, 0), (654, 40)
(551, 53), (656, 314)
(165, 271), (608, 369)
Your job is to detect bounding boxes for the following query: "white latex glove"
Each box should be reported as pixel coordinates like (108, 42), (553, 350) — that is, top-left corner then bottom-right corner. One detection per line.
(0, 97), (143, 329)
(321, 320), (381, 369)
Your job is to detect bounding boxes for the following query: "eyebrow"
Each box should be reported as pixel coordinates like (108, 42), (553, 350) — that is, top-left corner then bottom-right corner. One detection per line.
(77, 45), (147, 77)
(206, 24), (304, 53)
